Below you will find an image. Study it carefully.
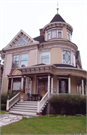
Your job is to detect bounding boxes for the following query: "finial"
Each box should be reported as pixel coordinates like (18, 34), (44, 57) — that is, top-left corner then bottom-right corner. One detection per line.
(57, 2), (59, 14)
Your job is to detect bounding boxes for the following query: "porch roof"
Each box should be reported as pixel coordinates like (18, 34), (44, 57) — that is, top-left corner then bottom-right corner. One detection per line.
(16, 64), (87, 79)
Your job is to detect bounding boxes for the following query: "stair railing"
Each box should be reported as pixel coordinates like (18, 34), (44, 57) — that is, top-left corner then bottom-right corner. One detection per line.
(6, 92), (20, 112)
(37, 91), (50, 114)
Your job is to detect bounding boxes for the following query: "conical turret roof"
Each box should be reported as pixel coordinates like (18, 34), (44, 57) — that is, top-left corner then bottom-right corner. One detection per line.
(50, 14), (66, 23)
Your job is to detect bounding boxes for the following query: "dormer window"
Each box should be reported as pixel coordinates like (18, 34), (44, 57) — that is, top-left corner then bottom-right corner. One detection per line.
(51, 30), (57, 38)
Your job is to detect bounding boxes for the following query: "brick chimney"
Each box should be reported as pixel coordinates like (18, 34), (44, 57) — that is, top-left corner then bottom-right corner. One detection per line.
(39, 28), (44, 35)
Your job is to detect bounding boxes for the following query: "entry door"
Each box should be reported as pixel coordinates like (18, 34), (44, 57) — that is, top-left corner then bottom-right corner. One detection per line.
(59, 79), (68, 93)
(38, 79), (47, 97)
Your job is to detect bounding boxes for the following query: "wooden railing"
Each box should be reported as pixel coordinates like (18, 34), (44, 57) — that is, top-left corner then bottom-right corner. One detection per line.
(37, 91), (49, 113)
(6, 92), (20, 111)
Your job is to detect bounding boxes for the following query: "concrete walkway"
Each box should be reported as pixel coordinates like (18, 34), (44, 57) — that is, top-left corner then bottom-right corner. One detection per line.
(0, 114), (22, 127)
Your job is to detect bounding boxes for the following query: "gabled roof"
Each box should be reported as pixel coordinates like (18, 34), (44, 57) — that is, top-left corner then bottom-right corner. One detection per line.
(3, 29), (39, 50)
(33, 35), (46, 43)
(50, 14), (66, 23)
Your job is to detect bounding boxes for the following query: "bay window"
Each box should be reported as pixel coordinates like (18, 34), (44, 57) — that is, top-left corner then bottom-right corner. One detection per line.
(41, 51), (50, 64)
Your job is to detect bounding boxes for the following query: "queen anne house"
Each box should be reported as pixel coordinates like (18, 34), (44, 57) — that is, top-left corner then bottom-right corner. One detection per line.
(1, 11), (87, 115)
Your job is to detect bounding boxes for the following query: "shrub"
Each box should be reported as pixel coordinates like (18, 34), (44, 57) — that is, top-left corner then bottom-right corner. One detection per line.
(1, 94), (16, 104)
(1, 104), (6, 110)
(48, 94), (86, 115)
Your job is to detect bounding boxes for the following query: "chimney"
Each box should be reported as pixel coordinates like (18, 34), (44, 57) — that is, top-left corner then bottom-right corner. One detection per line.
(39, 28), (44, 35)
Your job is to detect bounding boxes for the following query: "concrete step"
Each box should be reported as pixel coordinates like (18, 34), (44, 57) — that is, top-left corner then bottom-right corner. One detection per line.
(13, 105), (37, 108)
(9, 111), (36, 116)
(10, 108), (37, 112)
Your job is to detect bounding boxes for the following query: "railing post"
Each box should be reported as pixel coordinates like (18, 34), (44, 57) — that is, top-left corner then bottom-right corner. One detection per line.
(6, 99), (9, 112)
(37, 101), (40, 115)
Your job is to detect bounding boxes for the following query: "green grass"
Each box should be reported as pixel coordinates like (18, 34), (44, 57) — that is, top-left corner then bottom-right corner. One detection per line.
(0, 111), (7, 114)
(1, 115), (86, 134)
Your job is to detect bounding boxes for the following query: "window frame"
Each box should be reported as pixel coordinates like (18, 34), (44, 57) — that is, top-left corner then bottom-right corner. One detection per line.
(20, 53), (28, 67)
(12, 54), (19, 68)
(62, 50), (71, 65)
(41, 51), (50, 64)
(51, 29), (57, 39)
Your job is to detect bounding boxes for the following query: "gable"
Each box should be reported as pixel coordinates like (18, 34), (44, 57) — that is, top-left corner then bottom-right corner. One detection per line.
(3, 29), (39, 50)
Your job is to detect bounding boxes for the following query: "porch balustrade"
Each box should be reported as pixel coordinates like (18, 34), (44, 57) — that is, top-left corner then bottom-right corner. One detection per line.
(6, 92), (20, 111)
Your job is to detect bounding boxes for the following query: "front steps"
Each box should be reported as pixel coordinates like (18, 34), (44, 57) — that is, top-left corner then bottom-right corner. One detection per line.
(9, 101), (38, 116)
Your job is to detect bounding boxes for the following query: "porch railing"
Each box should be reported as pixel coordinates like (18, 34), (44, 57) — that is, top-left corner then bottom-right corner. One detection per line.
(6, 92), (20, 111)
(37, 91), (50, 113)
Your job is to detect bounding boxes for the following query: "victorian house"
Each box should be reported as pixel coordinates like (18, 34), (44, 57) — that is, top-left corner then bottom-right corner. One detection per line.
(1, 11), (87, 115)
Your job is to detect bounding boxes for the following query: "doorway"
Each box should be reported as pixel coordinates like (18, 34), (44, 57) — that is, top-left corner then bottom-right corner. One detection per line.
(59, 79), (68, 93)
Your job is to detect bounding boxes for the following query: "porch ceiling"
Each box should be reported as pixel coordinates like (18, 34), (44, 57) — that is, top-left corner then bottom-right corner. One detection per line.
(17, 64), (87, 79)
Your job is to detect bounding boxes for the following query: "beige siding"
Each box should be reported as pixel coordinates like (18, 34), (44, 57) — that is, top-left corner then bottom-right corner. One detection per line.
(4, 54), (12, 76)
(71, 76), (77, 94)
(2, 77), (8, 93)
(50, 48), (62, 64)
(28, 50), (37, 66)
(63, 27), (67, 40)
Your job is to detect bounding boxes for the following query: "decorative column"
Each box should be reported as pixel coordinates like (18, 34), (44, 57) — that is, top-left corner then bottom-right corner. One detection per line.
(68, 75), (71, 94)
(11, 78), (13, 93)
(34, 74), (36, 94)
(85, 84), (87, 96)
(57, 78), (59, 94)
(82, 78), (84, 96)
(48, 74), (50, 98)
(21, 76), (24, 91)
(51, 76), (53, 94)
(77, 85), (78, 94)
(30, 79), (32, 96)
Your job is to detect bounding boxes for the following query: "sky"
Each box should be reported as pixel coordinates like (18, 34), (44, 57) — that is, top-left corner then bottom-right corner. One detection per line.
(0, 0), (87, 70)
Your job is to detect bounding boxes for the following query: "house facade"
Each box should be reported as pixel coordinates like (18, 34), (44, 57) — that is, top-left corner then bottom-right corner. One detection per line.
(1, 13), (87, 99)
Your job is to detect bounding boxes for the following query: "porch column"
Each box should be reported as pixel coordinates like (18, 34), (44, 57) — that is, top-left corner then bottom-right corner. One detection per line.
(85, 84), (87, 96)
(11, 78), (13, 93)
(82, 78), (84, 96)
(30, 79), (32, 96)
(34, 74), (36, 94)
(37, 79), (38, 94)
(77, 85), (79, 94)
(48, 74), (50, 98)
(57, 78), (59, 94)
(51, 76), (53, 94)
(21, 76), (24, 91)
(79, 85), (81, 94)
(68, 75), (71, 94)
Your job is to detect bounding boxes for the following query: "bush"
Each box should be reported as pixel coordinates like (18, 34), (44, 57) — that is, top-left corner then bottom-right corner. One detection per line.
(1, 94), (16, 104)
(1, 104), (6, 110)
(48, 94), (86, 115)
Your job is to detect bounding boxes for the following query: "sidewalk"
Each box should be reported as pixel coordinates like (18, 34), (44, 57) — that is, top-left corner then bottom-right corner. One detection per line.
(0, 114), (22, 127)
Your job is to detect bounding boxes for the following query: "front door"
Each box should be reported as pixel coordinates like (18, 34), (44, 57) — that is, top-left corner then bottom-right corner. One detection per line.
(38, 79), (47, 98)
(59, 79), (68, 93)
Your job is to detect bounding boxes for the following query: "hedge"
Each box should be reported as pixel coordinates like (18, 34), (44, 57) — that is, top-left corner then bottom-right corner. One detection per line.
(48, 94), (86, 115)
(1, 104), (6, 110)
(1, 94), (16, 104)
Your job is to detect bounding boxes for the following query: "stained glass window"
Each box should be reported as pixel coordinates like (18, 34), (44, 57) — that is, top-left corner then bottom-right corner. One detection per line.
(63, 50), (71, 64)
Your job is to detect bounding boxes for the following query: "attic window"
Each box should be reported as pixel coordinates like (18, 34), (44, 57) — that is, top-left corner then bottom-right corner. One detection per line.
(17, 38), (27, 45)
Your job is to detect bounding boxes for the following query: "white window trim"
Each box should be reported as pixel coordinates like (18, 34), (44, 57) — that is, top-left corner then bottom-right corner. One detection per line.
(40, 51), (50, 65)
(20, 53), (28, 67)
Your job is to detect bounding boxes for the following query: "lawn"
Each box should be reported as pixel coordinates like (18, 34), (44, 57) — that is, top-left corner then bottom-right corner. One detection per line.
(1, 115), (86, 134)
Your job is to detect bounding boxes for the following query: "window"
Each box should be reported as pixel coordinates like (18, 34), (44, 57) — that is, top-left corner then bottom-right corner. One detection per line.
(17, 38), (27, 45)
(41, 51), (50, 64)
(67, 31), (71, 41)
(51, 30), (57, 38)
(63, 50), (71, 64)
(47, 31), (50, 40)
(13, 78), (21, 91)
(21, 53), (28, 67)
(58, 29), (62, 38)
(12, 55), (19, 68)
